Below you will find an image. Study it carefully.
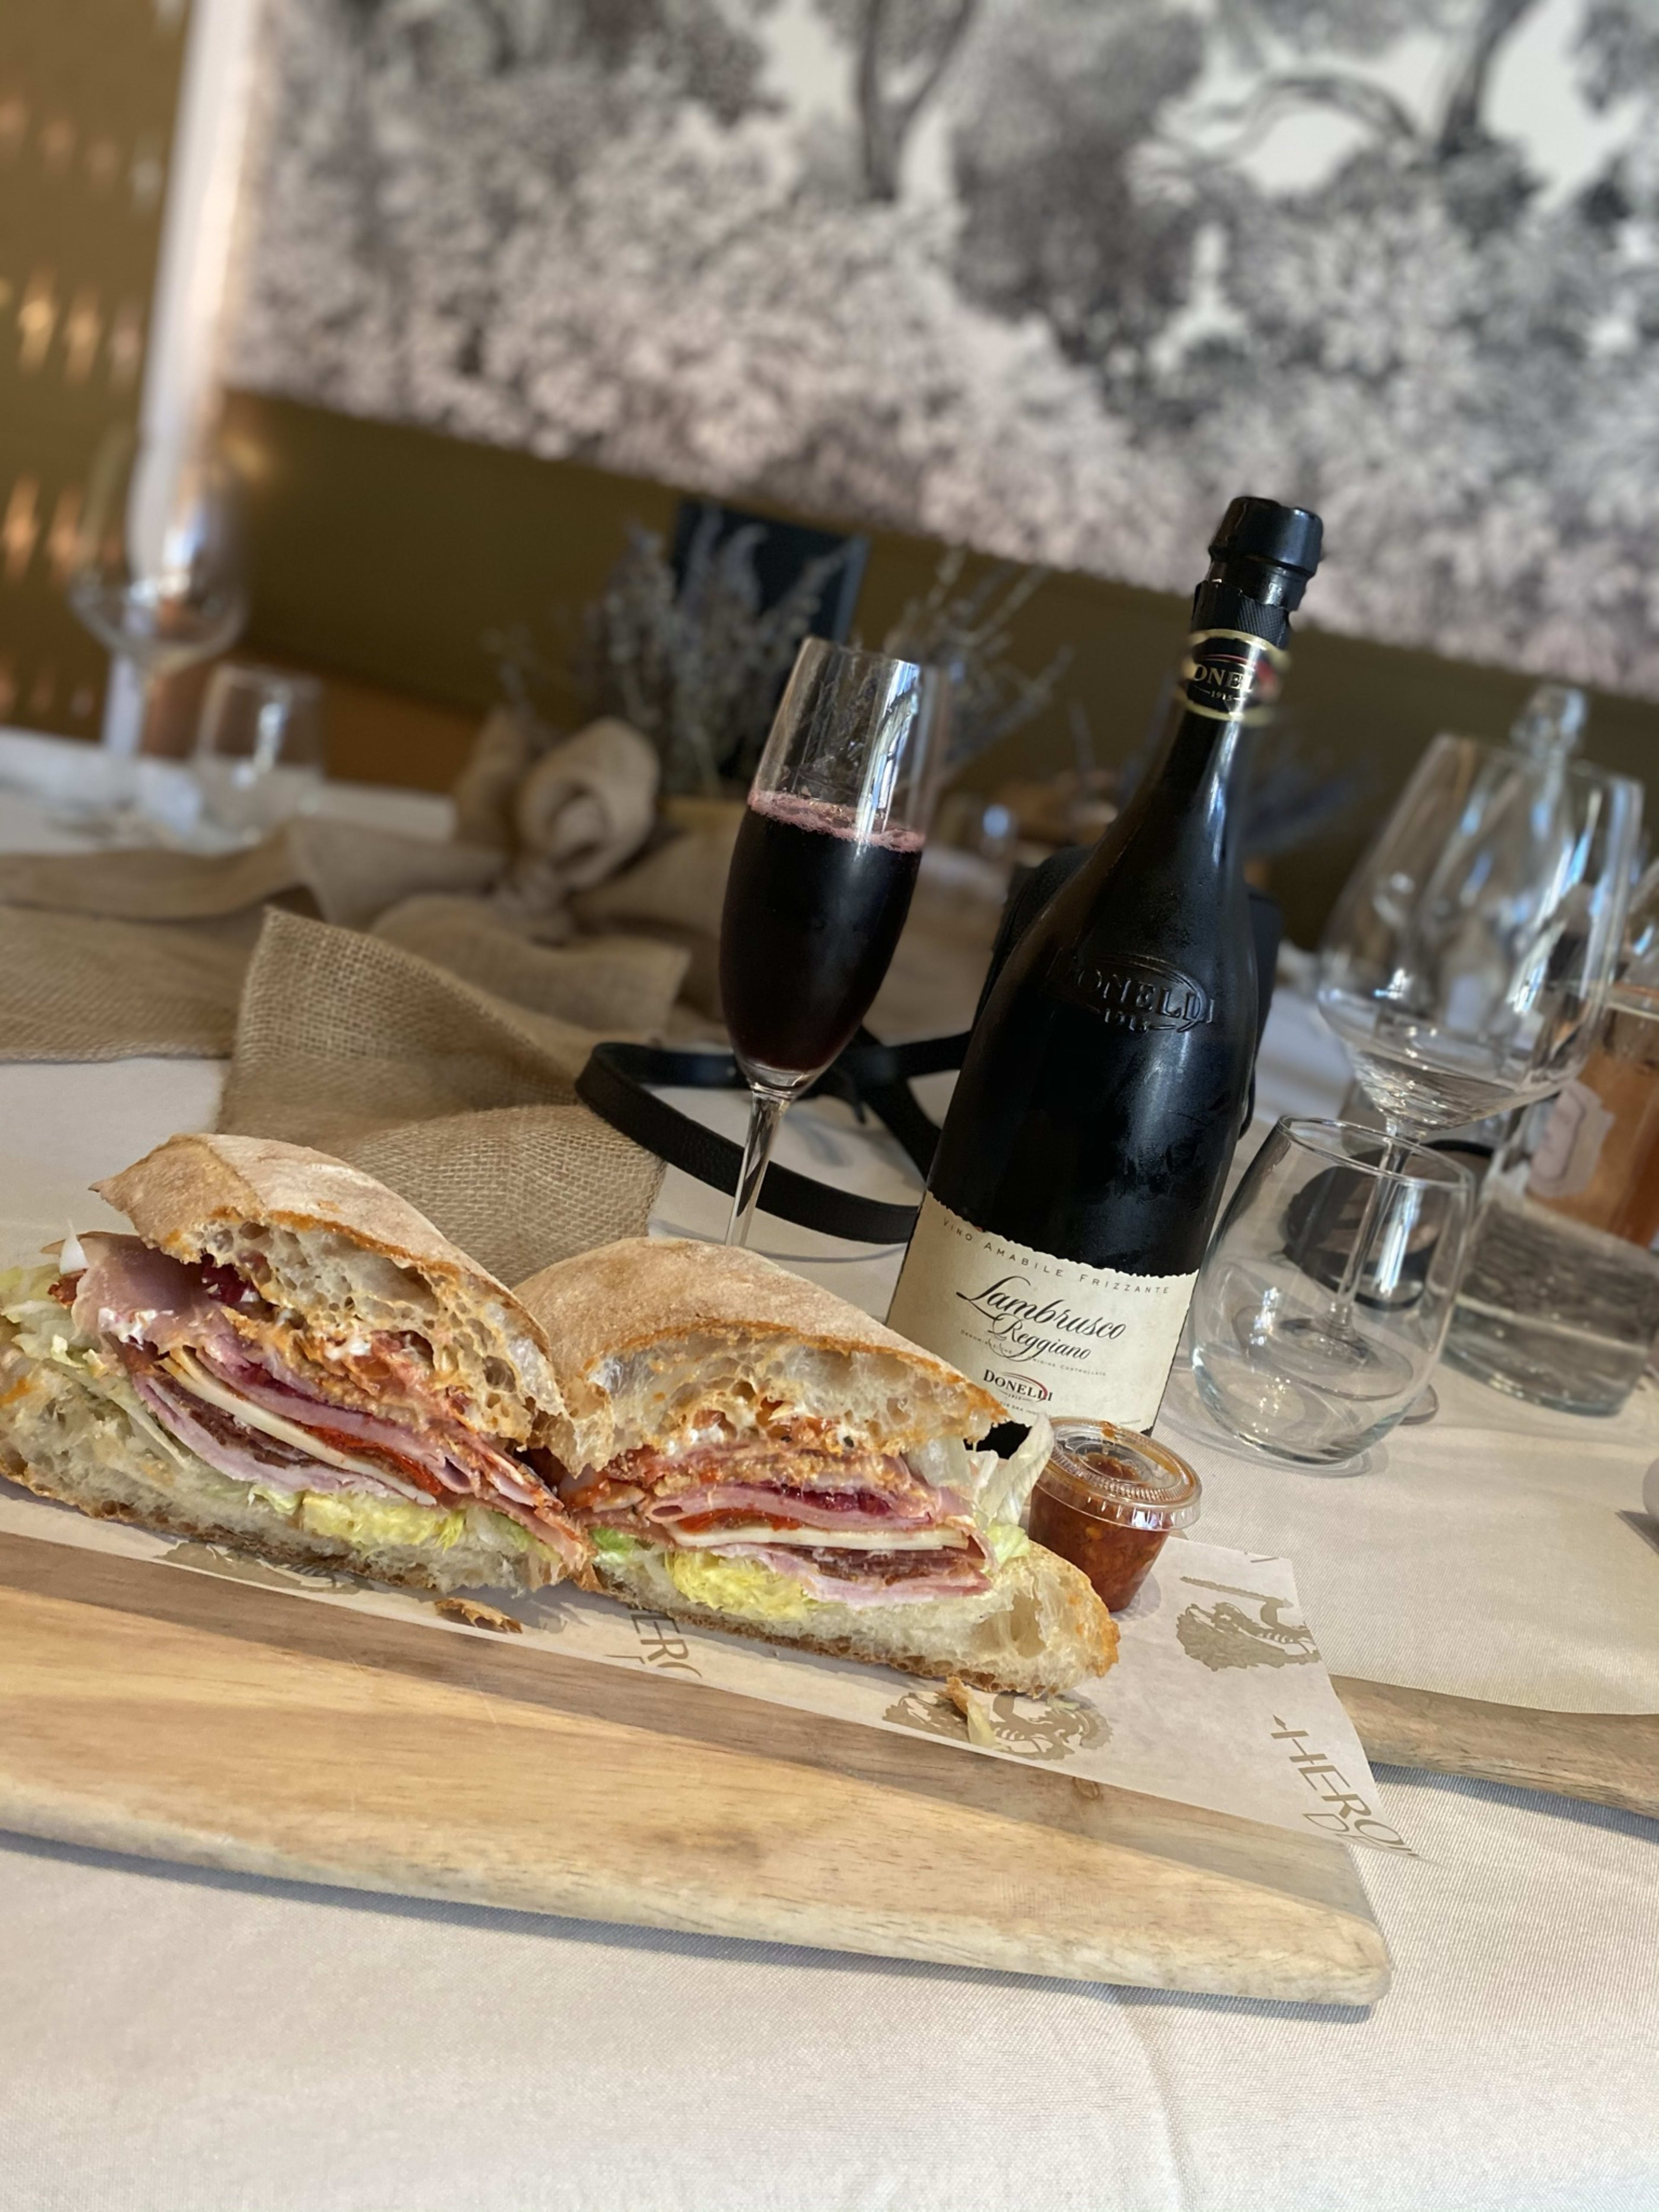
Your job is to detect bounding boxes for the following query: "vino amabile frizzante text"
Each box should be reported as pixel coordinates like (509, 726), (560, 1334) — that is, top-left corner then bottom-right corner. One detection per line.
(719, 788), (925, 1079)
(886, 496), (1324, 1430)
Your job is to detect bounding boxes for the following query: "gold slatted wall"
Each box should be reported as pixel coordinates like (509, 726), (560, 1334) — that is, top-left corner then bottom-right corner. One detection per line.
(0, 0), (189, 736)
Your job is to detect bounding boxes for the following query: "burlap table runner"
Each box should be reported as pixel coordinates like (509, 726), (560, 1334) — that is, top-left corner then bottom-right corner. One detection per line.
(372, 896), (688, 1032)
(218, 910), (667, 1281)
(0, 906), (257, 1062)
(0, 819), (508, 1063)
(0, 816), (503, 929)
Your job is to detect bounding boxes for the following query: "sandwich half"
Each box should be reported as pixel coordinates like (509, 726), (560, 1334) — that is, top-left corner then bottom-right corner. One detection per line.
(0, 1134), (587, 1594)
(515, 1237), (1118, 1693)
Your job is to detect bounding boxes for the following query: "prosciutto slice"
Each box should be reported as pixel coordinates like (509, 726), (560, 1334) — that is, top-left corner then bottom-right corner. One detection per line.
(73, 1236), (241, 1360)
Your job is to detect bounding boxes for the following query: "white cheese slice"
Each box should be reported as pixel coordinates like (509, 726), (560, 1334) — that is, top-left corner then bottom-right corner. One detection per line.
(162, 1347), (427, 1497)
(662, 1522), (971, 1552)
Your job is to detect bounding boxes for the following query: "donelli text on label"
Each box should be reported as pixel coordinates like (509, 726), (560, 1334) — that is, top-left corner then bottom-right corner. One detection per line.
(1053, 951), (1211, 1033)
(1177, 626), (1287, 726)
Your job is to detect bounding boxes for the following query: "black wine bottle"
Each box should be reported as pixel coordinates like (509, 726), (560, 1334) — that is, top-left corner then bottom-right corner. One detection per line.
(886, 496), (1323, 1428)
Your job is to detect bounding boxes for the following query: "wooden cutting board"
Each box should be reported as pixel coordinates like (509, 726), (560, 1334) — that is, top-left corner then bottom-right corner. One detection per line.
(1333, 1675), (1659, 1821)
(0, 1532), (1391, 2006)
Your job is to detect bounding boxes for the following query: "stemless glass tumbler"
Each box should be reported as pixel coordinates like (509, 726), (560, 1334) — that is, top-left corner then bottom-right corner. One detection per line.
(192, 662), (326, 842)
(1190, 1119), (1475, 1465)
(717, 638), (943, 1247)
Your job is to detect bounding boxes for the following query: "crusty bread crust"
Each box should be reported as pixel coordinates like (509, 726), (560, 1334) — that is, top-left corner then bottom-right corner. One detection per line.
(95, 1132), (564, 1440)
(516, 1236), (1003, 1469)
(100, 1131), (523, 1309)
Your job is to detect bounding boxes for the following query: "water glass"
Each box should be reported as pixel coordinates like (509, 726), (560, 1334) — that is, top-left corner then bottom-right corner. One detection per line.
(1190, 1119), (1475, 1465)
(192, 663), (325, 842)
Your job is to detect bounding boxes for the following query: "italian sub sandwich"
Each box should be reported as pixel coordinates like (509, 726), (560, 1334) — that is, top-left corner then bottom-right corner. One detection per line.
(0, 1134), (586, 1594)
(515, 1237), (1117, 1692)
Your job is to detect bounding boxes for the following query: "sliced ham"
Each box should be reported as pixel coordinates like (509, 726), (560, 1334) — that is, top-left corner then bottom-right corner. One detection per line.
(725, 1545), (991, 1607)
(644, 1482), (950, 1536)
(67, 1235), (588, 1574)
(130, 1367), (417, 1501)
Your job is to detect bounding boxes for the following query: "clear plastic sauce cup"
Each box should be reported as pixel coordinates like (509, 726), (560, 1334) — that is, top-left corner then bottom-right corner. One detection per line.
(1027, 1422), (1202, 1611)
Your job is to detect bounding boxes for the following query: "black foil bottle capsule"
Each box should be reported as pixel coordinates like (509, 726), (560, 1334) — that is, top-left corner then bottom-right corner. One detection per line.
(886, 497), (1323, 1429)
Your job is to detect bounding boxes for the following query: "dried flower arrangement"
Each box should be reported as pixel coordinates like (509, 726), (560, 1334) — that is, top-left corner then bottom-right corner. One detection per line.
(492, 514), (855, 797)
(880, 549), (1070, 774)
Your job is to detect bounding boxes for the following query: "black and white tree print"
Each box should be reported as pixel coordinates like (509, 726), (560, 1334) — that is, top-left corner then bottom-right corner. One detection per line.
(230, 0), (1659, 698)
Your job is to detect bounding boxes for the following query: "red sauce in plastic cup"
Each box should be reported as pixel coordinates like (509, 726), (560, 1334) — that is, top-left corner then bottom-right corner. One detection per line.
(1027, 1422), (1202, 1611)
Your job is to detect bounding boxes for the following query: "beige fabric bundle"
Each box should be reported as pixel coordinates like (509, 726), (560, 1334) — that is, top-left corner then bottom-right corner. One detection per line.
(219, 910), (666, 1283)
(454, 709), (660, 913)
(574, 814), (740, 1016)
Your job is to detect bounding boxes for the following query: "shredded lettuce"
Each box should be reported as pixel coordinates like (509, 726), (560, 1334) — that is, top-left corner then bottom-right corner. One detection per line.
(663, 1547), (816, 1619)
(906, 1414), (1052, 1536)
(589, 1526), (642, 1557)
(983, 1521), (1031, 1569)
(2, 1266), (205, 1474)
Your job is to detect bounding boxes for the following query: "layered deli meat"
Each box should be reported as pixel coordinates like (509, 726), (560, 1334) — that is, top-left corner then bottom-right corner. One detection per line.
(557, 1427), (996, 1605)
(60, 1234), (586, 1570)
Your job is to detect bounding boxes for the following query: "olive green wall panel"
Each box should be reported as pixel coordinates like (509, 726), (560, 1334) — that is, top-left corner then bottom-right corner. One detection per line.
(225, 389), (1659, 948)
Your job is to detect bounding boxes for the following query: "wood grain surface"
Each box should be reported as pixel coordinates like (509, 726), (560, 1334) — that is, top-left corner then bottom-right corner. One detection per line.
(0, 1532), (1391, 2006)
(1334, 1676), (1659, 1821)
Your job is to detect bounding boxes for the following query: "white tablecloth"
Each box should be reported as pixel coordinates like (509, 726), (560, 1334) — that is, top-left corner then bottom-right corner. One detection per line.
(1, 745), (1655, 2212)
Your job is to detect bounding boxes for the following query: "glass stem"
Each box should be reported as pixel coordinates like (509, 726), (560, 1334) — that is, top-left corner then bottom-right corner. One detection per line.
(726, 1085), (791, 1248)
(1329, 1121), (1416, 1336)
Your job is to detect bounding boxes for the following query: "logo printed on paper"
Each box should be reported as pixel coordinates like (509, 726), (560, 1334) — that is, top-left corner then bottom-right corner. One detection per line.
(1174, 1577), (1319, 1672)
(1269, 1718), (1410, 1850)
(883, 1686), (1108, 1763)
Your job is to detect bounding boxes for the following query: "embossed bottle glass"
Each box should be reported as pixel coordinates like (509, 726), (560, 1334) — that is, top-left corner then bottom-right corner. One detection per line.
(886, 497), (1322, 1430)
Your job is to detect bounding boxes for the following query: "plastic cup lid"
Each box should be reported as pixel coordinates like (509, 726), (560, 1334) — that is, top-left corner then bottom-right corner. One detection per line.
(1036, 1421), (1203, 1532)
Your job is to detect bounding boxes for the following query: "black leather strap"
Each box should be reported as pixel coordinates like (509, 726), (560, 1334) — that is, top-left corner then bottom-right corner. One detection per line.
(575, 1032), (967, 1245)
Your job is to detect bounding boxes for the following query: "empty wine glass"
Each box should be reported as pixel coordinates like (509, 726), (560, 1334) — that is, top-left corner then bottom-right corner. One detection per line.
(1319, 733), (1640, 1137)
(718, 639), (944, 1247)
(1291, 734), (1642, 1406)
(69, 423), (247, 754)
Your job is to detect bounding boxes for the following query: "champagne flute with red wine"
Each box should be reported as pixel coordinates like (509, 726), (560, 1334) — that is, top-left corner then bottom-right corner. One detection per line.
(718, 638), (942, 1246)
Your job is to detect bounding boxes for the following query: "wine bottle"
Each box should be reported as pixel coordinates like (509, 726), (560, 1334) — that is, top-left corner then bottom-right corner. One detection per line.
(886, 496), (1323, 1429)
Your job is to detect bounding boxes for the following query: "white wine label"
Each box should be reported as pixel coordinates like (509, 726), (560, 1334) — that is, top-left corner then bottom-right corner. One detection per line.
(885, 1194), (1197, 1431)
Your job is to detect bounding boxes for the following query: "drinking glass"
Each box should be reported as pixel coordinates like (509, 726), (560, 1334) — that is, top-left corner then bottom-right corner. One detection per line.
(68, 423), (246, 753)
(1190, 1119), (1475, 1464)
(718, 638), (943, 1246)
(192, 663), (325, 843)
(1302, 734), (1640, 1405)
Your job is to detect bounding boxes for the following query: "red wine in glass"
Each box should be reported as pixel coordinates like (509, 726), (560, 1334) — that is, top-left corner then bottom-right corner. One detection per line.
(720, 791), (924, 1079)
(717, 637), (940, 1246)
